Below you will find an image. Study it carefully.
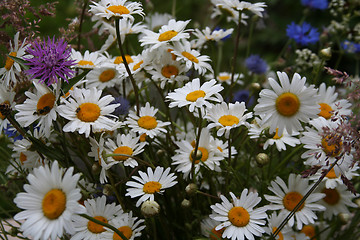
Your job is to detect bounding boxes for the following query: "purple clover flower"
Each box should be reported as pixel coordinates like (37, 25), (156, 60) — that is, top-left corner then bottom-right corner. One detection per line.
(301, 0), (328, 10)
(286, 22), (320, 46)
(245, 54), (268, 74)
(25, 37), (75, 86)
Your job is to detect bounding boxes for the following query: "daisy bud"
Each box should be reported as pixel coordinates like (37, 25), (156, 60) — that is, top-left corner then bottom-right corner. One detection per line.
(250, 82), (261, 91)
(185, 183), (198, 195)
(92, 162), (101, 175)
(181, 199), (191, 208)
(339, 213), (350, 224)
(256, 153), (269, 167)
(320, 47), (332, 60)
(9, 226), (19, 236)
(355, 198), (360, 207)
(141, 200), (160, 217)
(191, 149), (203, 162)
(103, 184), (112, 196)
(157, 149), (165, 157)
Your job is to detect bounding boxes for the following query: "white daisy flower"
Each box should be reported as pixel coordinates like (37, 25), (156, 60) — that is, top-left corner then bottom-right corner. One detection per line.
(105, 132), (146, 168)
(210, 189), (268, 240)
(317, 82), (352, 120)
(144, 12), (173, 31)
(15, 81), (59, 138)
(213, 137), (237, 158)
(140, 19), (191, 51)
(248, 117), (301, 152)
(71, 49), (106, 69)
(316, 183), (358, 220)
(85, 63), (124, 90)
(300, 117), (353, 176)
(167, 78), (224, 114)
(264, 212), (293, 240)
(0, 84), (15, 132)
(264, 173), (326, 230)
(235, 1), (267, 17)
(200, 217), (225, 239)
(71, 195), (124, 240)
(13, 161), (85, 240)
(127, 50), (151, 76)
(102, 211), (145, 240)
(125, 102), (170, 139)
(0, 32), (30, 89)
(205, 101), (252, 138)
(125, 166), (177, 207)
(57, 87), (120, 138)
(171, 128), (224, 179)
(192, 27), (234, 48)
(172, 40), (213, 75)
(89, 0), (144, 21)
(254, 71), (319, 136)
(206, 71), (244, 85)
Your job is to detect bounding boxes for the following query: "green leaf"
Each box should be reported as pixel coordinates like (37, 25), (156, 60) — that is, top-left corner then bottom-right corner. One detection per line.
(7, 54), (29, 70)
(62, 69), (90, 95)
(28, 136), (65, 161)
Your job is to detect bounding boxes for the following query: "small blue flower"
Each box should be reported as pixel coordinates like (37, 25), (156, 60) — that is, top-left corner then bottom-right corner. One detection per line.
(3, 124), (24, 141)
(286, 22), (320, 46)
(341, 40), (360, 54)
(233, 90), (255, 107)
(213, 27), (232, 41)
(301, 0), (328, 10)
(111, 96), (130, 116)
(245, 54), (268, 74)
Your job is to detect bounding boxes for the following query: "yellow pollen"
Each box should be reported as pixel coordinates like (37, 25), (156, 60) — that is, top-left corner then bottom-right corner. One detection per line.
(78, 60), (94, 66)
(77, 103), (101, 122)
(228, 207), (250, 227)
(143, 181), (162, 194)
(326, 168), (338, 179)
(87, 216), (108, 233)
(106, 5), (130, 15)
(275, 92), (300, 117)
(42, 189), (66, 220)
(186, 90), (206, 102)
(5, 52), (17, 70)
(190, 147), (209, 164)
(318, 103), (333, 119)
(210, 226), (225, 240)
(19, 152), (27, 164)
(139, 133), (147, 142)
(182, 51), (199, 63)
(138, 116), (158, 130)
(322, 188), (340, 205)
(273, 128), (282, 139)
(158, 30), (178, 42)
(218, 75), (230, 81)
(283, 191), (304, 211)
(0, 100), (10, 119)
(272, 227), (284, 240)
(37, 93), (56, 115)
(114, 55), (133, 64)
(301, 225), (316, 239)
(99, 69), (116, 82)
(113, 226), (133, 240)
(133, 60), (143, 71)
(161, 65), (179, 78)
(113, 146), (133, 161)
(167, 49), (177, 60)
(321, 136), (342, 157)
(218, 115), (239, 126)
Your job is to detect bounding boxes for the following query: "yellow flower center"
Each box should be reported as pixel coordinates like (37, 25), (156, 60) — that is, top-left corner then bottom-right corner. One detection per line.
(283, 191), (304, 211)
(113, 226), (133, 240)
(301, 225), (316, 239)
(137, 116), (158, 130)
(133, 60), (144, 71)
(87, 216), (108, 233)
(143, 181), (162, 194)
(186, 90), (206, 102)
(139, 133), (147, 142)
(36, 93), (56, 115)
(227, 206), (250, 227)
(99, 69), (116, 82)
(272, 227), (284, 240)
(161, 65), (179, 78)
(182, 51), (199, 63)
(114, 55), (133, 64)
(322, 188), (340, 205)
(158, 30), (178, 42)
(77, 103), (101, 122)
(218, 75), (230, 81)
(0, 100), (10, 120)
(218, 115), (239, 127)
(210, 226), (225, 240)
(272, 128), (282, 139)
(113, 146), (133, 161)
(5, 52), (17, 71)
(275, 92), (300, 117)
(20, 152), (27, 164)
(217, 146), (223, 152)
(42, 189), (66, 220)
(78, 60), (94, 66)
(106, 5), (130, 15)
(321, 136), (342, 157)
(190, 147), (209, 164)
(326, 168), (338, 179)
(318, 103), (333, 119)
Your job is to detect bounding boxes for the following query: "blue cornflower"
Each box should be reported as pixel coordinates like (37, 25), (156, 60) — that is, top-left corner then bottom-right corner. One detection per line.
(3, 124), (24, 141)
(245, 54), (268, 74)
(301, 0), (328, 10)
(341, 40), (360, 54)
(286, 22), (320, 46)
(233, 89), (255, 107)
(111, 96), (130, 116)
(25, 37), (75, 86)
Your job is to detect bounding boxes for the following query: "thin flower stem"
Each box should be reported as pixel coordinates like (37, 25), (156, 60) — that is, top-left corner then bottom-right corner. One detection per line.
(246, 16), (256, 57)
(191, 108), (203, 182)
(115, 18), (140, 115)
(196, 190), (221, 200)
(270, 157), (341, 239)
(77, 0), (89, 51)
(230, 11), (242, 102)
(215, 41), (223, 77)
(313, 59), (325, 85)
(79, 213), (128, 240)
(225, 131), (232, 192)
(172, 0), (176, 18)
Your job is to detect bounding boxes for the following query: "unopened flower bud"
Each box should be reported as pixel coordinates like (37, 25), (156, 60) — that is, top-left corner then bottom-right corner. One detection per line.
(141, 200), (160, 217)
(181, 199), (191, 208)
(156, 149), (165, 157)
(92, 162), (101, 175)
(355, 198), (360, 207)
(185, 183), (198, 195)
(102, 184), (112, 196)
(320, 47), (332, 60)
(338, 213), (350, 224)
(256, 153), (269, 167)
(250, 82), (261, 91)
(191, 149), (202, 162)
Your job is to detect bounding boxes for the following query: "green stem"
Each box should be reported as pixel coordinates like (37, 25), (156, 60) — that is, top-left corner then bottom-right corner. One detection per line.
(313, 59), (325, 85)
(246, 16), (256, 57)
(230, 11), (242, 102)
(215, 41), (223, 77)
(172, 0), (176, 18)
(77, 0), (89, 51)
(191, 108), (203, 182)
